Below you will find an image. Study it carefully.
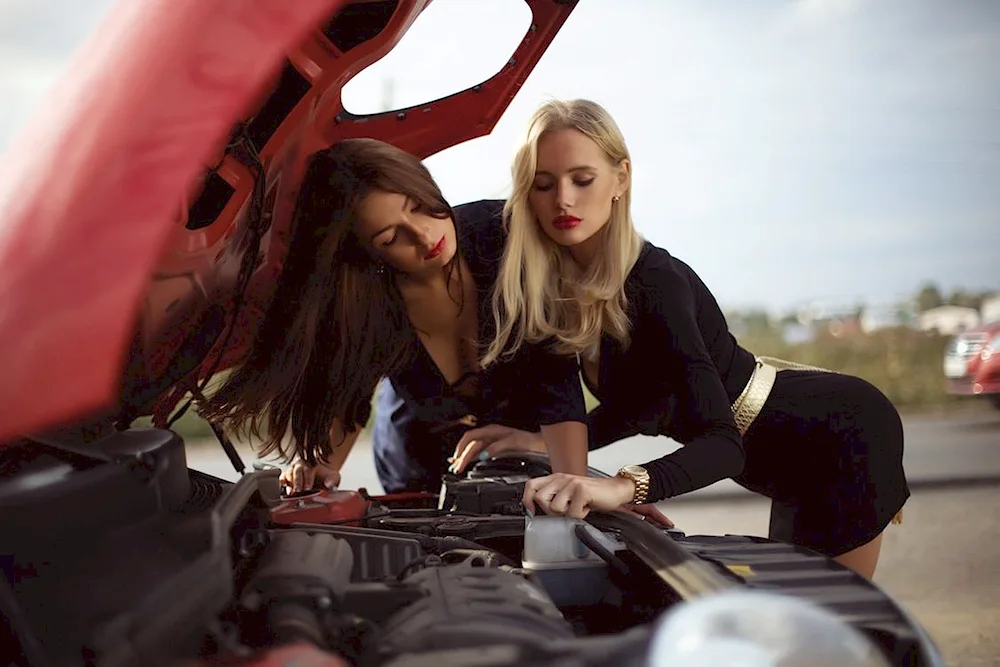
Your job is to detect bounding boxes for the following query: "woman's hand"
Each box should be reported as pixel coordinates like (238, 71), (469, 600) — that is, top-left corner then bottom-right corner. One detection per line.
(448, 424), (547, 474)
(522, 473), (673, 527)
(522, 473), (634, 519)
(279, 461), (341, 495)
(623, 503), (674, 528)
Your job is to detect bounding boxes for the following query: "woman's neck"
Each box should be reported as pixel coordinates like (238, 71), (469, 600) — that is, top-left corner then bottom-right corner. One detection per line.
(569, 233), (603, 270)
(396, 257), (468, 304)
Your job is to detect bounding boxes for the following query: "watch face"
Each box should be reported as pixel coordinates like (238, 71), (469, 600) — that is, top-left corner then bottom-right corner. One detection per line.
(622, 465), (647, 477)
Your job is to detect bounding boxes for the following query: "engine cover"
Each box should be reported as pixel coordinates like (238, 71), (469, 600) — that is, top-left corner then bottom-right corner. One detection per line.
(374, 565), (574, 658)
(270, 489), (371, 526)
(0, 428), (193, 553)
(439, 474), (528, 515)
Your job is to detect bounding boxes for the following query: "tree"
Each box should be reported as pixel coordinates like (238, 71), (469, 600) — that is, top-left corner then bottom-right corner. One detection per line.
(948, 289), (984, 311)
(915, 283), (943, 313)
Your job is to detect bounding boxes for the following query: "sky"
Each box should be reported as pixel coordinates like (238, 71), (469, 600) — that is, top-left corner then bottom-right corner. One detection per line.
(1, 0), (997, 314)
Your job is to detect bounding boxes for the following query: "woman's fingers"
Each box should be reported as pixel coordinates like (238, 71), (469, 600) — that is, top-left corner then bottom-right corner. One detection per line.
(450, 424), (512, 461)
(453, 433), (537, 473)
(449, 438), (487, 474)
(524, 475), (666, 522)
(297, 465), (316, 493)
(323, 468), (342, 489)
(548, 477), (582, 515)
(625, 503), (674, 528)
(451, 426), (546, 474)
(567, 486), (592, 519)
(524, 474), (574, 515)
(281, 462), (326, 494)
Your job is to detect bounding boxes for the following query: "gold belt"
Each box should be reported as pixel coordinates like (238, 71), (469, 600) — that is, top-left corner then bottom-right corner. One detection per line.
(726, 356), (903, 526)
(730, 356), (829, 437)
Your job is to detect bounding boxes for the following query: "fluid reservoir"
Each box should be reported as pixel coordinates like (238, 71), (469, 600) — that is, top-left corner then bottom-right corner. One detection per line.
(520, 515), (622, 607)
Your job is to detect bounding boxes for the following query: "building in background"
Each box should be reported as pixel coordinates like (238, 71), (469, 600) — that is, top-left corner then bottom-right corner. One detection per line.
(980, 294), (1000, 325)
(919, 305), (981, 335)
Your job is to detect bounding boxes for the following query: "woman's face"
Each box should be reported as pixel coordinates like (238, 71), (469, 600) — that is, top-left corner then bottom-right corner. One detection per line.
(528, 128), (628, 254)
(354, 190), (457, 276)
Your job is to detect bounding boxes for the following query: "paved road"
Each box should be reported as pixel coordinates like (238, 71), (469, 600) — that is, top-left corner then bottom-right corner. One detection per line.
(185, 411), (1000, 500)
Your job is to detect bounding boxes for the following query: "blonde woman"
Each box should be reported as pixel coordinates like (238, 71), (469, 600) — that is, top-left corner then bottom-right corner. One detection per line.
(479, 99), (909, 579)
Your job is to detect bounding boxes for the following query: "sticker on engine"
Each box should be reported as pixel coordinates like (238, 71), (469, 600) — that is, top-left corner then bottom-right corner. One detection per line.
(726, 564), (755, 578)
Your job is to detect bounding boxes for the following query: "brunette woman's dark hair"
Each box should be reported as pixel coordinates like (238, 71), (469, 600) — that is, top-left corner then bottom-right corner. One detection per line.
(200, 138), (457, 465)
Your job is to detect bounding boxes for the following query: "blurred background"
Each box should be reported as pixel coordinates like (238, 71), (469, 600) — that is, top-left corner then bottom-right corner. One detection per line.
(2, 1), (998, 665)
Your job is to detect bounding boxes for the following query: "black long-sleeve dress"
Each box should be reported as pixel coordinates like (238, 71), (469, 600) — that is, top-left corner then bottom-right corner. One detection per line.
(369, 199), (587, 494)
(584, 240), (910, 557)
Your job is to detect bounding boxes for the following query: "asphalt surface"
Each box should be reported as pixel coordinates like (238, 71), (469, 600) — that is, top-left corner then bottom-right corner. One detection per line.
(184, 412), (1000, 665)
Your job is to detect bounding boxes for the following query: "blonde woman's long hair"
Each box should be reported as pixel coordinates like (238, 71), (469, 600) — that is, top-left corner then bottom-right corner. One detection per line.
(483, 99), (644, 367)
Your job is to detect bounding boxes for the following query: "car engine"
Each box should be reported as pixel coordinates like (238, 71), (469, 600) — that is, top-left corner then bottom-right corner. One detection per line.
(0, 427), (940, 667)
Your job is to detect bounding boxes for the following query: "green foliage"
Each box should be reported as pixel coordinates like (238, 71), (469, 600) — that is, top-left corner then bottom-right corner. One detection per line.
(739, 327), (963, 412)
(916, 283), (944, 313)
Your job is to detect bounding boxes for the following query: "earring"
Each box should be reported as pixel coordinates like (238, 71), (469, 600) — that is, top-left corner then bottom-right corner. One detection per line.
(376, 263), (386, 275)
(612, 195), (621, 203)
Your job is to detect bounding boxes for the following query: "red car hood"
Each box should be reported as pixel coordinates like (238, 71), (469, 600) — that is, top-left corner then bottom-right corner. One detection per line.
(0, 0), (578, 444)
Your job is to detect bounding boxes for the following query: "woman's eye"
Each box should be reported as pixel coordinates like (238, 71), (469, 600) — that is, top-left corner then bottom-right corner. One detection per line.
(382, 233), (397, 247)
(574, 178), (595, 187)
(532, 183), (554, 192)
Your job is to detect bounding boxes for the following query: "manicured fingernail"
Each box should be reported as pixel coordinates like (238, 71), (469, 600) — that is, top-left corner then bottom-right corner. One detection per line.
(478, 450), (489, 461)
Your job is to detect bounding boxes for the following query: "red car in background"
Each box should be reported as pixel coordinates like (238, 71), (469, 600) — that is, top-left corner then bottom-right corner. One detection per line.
(944, 321), (1000, 410)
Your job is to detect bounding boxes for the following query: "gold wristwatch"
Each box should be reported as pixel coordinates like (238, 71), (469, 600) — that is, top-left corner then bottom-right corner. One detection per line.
(616, 464), (650, 505)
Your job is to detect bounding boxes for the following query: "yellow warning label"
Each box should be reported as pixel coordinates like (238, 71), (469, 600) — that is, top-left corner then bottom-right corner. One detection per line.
(726, 564), (755, 578)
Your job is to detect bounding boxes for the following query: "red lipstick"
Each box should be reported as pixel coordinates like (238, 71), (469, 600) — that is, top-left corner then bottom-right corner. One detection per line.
(425, 235), (446, 260)
(553, 214), (581, 230)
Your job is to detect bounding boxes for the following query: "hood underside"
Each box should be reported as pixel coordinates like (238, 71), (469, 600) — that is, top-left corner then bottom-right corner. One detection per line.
(0, 0), (579, 443)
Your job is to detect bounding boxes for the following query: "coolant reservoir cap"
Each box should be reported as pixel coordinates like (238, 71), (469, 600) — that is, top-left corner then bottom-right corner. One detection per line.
(521, 515), (617, 567)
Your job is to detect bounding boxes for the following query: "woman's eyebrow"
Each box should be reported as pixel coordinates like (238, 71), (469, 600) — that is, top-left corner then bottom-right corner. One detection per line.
(369, 198), (410, 240)
(369, 225), (392, 241)
(534, 165), (595, 177)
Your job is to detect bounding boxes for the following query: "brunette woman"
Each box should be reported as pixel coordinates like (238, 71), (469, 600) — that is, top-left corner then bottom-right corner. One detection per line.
(201, 138), (588, 495)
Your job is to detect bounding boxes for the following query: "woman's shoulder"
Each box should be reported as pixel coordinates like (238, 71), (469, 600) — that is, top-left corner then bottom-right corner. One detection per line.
(627, 240), (690, 294)
(453, 198), (507, 265)
(627, 240), (723, 317)
(453, 199), (506, 235)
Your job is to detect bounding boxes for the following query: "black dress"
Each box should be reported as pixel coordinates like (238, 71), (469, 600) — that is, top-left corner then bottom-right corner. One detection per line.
(370, 199), (587, 494)
(584, 240), (910, 558)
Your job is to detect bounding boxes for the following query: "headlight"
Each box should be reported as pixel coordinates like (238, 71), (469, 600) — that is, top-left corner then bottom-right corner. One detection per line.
(646, 590), (890, 667)
(983, 333), (1000, 361)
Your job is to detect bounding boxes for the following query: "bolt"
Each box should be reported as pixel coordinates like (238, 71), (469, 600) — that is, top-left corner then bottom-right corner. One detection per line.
(397, 111), (407, 120)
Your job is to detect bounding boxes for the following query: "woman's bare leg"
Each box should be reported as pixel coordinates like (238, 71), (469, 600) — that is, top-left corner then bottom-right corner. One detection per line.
(833, 532), (884, 579)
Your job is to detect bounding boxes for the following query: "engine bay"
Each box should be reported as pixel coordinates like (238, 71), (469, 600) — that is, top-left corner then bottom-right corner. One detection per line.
(0, 427), (938, 667)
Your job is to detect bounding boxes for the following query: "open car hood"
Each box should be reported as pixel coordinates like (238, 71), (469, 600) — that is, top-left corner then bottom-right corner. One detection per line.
(0, 0), (579, 443)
